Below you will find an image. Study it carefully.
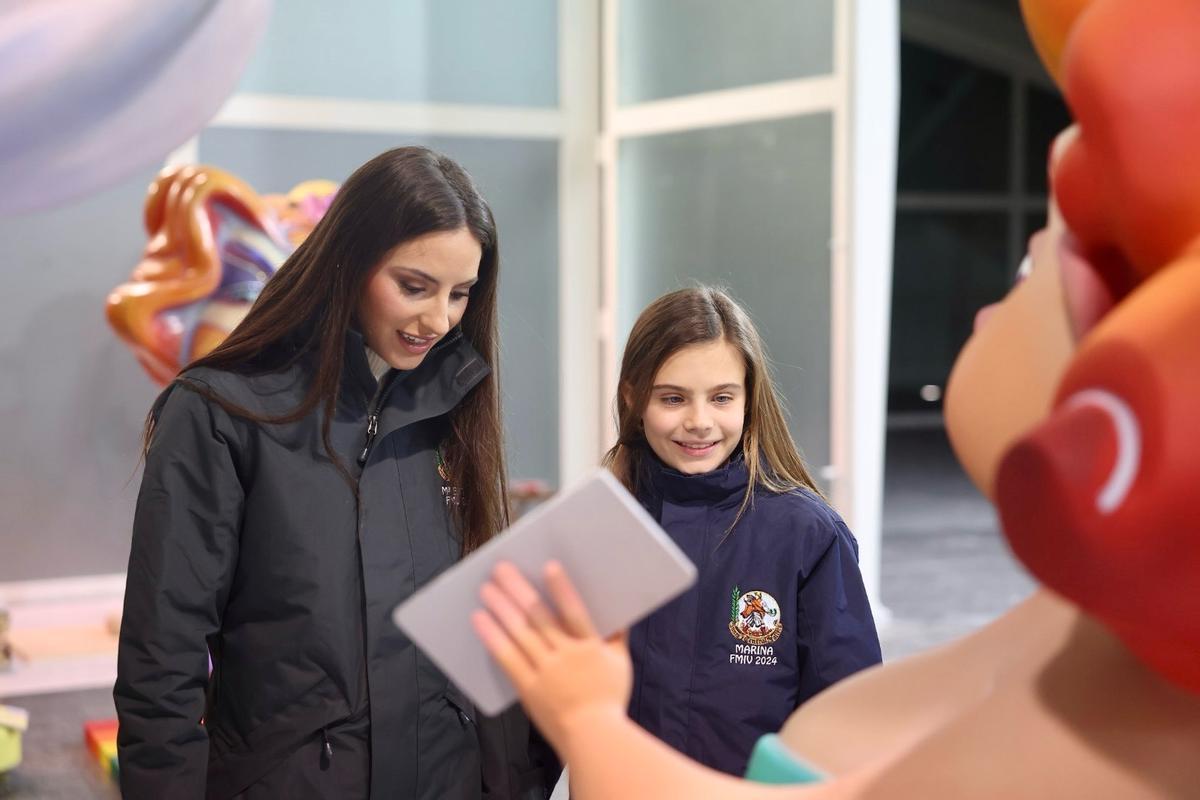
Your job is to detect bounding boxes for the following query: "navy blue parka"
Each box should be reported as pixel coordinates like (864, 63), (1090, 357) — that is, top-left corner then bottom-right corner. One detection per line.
(627, 453), (882, 776)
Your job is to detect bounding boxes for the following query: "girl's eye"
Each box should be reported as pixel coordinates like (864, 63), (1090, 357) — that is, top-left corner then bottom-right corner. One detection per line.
(713, 394), (733, 404)
(451, 290), (470, 302)
(399, 282), (424, 296)
(660, 395), (684, 406)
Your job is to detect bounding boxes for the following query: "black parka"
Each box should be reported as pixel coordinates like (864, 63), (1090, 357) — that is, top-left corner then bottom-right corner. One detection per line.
(115, 330), (552, 799)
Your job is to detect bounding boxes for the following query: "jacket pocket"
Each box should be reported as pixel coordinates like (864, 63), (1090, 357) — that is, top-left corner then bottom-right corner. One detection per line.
(444, 686), (477, 729)
(206, 673), (353, 798)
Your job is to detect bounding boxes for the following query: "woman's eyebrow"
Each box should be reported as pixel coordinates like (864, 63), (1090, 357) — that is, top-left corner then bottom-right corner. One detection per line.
(393, 266), (478, 288)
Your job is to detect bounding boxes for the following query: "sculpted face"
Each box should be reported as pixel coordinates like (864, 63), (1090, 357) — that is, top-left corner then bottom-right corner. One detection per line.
(943, 190), (1076, 501)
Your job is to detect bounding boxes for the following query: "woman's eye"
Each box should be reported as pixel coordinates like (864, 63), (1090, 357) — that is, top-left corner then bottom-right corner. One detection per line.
(451, 290), (470, 302)
(399, 282), (424, 296)
(713, 394), (733, 405)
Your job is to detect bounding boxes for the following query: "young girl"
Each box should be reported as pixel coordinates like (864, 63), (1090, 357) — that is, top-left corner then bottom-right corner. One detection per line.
(602, 286), (882, 776)
(115, 147), (552, 799)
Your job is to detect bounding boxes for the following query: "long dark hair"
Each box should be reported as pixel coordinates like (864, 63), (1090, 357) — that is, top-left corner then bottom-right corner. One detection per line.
(143, 146), (509, 553)
(604, 286), (823, 530)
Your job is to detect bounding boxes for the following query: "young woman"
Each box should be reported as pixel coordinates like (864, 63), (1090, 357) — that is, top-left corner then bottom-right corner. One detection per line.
(115, 147), (553, 799)
(600, 287), (881, 776)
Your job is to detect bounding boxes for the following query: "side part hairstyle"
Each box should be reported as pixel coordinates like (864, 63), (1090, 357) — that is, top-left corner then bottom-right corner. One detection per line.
(603, 286), (823, 530)
(142, 146), (509, 554)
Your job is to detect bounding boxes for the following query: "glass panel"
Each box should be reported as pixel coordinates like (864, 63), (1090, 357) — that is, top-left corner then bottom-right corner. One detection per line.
(199, 129), (560, 485)
(1023, 210), (1048, 247)
(618, 0), (834, 105)
(1024, 85), (1072, 194)
(888, 212), (1010, 410)
(237, 0), (558, 107)
(617, 115), (833, 468)
(897, 41), (1012, 193)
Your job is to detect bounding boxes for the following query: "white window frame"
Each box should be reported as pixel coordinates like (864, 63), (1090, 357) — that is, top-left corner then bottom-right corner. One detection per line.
(596, 0), (897, 613)
(164, 0), (896, 611)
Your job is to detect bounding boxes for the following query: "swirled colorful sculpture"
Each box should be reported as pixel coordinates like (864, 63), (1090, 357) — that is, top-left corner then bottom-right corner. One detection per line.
(106, 166), (335, 384)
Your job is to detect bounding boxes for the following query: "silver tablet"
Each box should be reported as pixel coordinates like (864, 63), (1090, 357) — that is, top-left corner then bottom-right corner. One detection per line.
(392, 469), (697, 716)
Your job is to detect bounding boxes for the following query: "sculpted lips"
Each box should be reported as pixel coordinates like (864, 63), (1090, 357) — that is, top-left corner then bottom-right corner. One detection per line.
(1057, 233), (1117, 341)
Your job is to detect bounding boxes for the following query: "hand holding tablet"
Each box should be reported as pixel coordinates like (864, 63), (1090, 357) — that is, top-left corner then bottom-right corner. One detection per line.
(392, 470), (697, 716)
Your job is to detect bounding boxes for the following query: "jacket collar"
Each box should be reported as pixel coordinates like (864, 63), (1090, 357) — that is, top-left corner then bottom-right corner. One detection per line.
(641, 448), (749, 507)
(342, 327), (490, 431)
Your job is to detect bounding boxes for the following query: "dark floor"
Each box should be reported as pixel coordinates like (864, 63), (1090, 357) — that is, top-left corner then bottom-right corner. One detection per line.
(0, 690), (119, 799)
(0, 426), (1033, 797)
(878, 426), (1035, 658)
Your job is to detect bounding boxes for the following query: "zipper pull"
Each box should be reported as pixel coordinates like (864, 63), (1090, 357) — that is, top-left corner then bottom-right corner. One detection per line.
(357, 414), (379, 465)
(323, 728), (334, 759)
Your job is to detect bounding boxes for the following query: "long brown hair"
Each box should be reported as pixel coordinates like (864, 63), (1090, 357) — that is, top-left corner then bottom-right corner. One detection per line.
(603, 286), (822, 530)
(143, 146), (508, 553)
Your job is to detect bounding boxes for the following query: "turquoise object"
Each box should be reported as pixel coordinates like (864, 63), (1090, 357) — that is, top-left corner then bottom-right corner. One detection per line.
(743, 734), (826, 785)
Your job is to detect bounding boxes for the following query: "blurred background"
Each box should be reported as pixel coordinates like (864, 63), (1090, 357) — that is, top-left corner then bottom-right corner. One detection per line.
(0, 0), (1065, 794)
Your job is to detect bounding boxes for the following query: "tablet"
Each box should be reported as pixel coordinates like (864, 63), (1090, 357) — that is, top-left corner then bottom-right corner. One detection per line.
(392, 469), (697, 716)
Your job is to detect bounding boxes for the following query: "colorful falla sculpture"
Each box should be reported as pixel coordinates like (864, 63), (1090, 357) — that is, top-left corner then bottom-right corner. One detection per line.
(471, 0), (1200, 796)
(106, 166), (335, 384)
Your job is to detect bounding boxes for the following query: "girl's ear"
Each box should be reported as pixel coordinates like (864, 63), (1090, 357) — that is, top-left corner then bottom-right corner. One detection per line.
(619, 382), (635, 412)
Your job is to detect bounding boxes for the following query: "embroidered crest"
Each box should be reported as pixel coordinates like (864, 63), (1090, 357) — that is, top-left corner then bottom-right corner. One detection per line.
(436, 446), (460, 508)
(728, 586), (783, 645)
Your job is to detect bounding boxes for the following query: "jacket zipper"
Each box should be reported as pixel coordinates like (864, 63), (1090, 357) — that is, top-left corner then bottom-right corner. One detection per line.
(356, 328), (468, 466)
(322, 727), (333, 760)
(357, 374), (399, 465)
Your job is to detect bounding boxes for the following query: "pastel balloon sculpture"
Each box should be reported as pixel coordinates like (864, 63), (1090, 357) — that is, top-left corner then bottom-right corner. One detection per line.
(999, 0), (1200, 694)
(106, 166), (336, 384)
(0, 1), (271, 215)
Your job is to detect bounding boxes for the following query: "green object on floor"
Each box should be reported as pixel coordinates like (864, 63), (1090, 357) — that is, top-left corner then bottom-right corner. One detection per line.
(743, 733), (827, 785)
(0, 705), (29, 773)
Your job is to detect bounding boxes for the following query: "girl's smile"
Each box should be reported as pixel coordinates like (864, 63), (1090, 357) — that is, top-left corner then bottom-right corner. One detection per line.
(673, 439), (721, 457)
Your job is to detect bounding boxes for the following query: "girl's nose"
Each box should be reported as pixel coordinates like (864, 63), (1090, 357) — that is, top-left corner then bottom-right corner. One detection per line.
(684, 410), (712, 432)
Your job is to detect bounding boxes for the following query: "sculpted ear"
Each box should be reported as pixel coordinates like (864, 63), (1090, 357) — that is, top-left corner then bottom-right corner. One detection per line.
(996, 256), (1200, 693)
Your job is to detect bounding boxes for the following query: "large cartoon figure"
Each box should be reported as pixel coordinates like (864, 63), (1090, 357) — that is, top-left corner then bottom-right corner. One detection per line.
(470, 1), (1200, 796)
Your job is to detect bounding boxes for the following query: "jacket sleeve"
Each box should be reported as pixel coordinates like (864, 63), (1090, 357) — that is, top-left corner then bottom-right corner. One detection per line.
(114, 383), (244, 799)
(794, 520), (883, 704)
